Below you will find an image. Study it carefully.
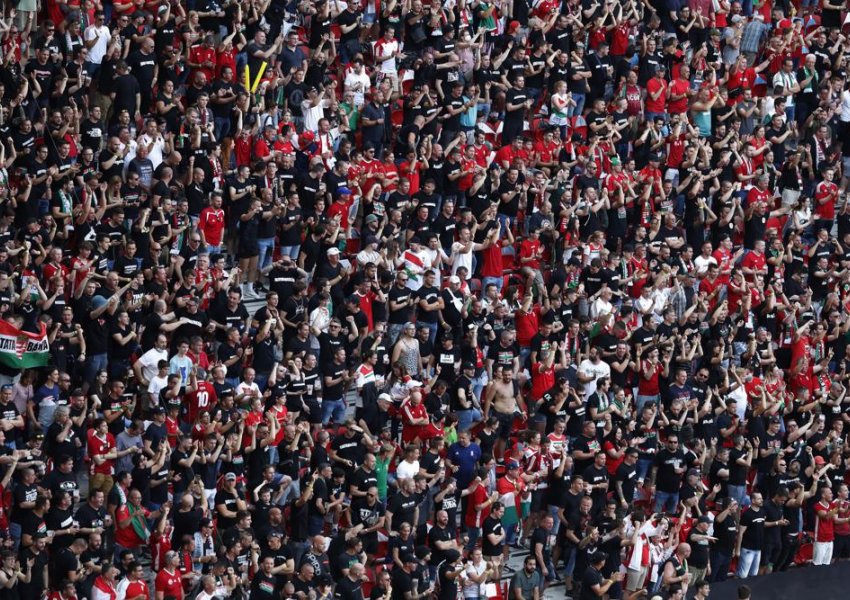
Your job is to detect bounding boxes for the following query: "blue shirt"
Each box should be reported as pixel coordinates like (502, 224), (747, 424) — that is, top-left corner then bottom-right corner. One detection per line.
(447, 441), (481, 488)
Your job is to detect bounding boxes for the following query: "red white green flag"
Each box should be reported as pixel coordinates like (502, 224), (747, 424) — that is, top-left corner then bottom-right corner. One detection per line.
(0, 321), (49, 369)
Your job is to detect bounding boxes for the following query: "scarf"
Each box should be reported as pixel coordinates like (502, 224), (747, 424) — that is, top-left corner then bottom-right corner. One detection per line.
(92, 576), (117, 600)
(128, 504), (150, 542)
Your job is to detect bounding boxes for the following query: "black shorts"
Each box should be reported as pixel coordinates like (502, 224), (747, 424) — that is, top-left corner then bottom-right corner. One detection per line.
(493, 410), (515, 439)
(361, 533), (379, 556)
(238, 243), (259, 259)
(836, 534), (850, 559)
(530, 489), (547, 513)
(761, 543), (781, 567)
(305, 398), (322, 424)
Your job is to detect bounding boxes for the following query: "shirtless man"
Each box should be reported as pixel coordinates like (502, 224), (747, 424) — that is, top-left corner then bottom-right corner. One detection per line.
(484, 368), (528, 460)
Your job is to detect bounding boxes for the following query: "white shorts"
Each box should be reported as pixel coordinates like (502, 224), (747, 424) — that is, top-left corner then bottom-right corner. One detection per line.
(813, 540), (834, 565)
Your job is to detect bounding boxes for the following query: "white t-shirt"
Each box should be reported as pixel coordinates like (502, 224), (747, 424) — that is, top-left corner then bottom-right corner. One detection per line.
(345, 70), (371, 107)
(139, 133), (166, 169)
(301, 98), (329, 133)
(578, 359), (611, 400)
(451, 242), (473, 278)
(395, 459), (420, 482)
(138, 347), (168, 383)
(375, 38), (399, 74)
(85, 25), (110, 64)
(148, 374), (169, 403)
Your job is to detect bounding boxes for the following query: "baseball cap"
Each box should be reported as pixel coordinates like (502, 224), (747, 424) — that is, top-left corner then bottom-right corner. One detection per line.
(415, 545), (431, 559)
(401, 553), (417, 564)
(337, 186), (352, 196)
(462, 361), (475, 370)
(448, 275), (461, 284)
(814, 455), (826, 465)
(364, 214), (379, 224)
(224, 472), (237, 481)
(506, 460), (520, 470)
(327, 247), (340, 256)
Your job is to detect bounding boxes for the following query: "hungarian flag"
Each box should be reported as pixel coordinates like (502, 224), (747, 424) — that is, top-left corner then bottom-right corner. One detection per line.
(0, 321), (49, 369)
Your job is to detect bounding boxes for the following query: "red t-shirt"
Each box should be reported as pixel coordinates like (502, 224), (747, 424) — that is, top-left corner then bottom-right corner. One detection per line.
(667, 79), (690, 114)
(816, 500), (836, 542)
(531, 361), (555, 401)
(185, 380), (218, 424)
(515, 307), (540, 347)
(199, 207), (226, 247)
(815, 181), (838, 220)
(155, 568), (184, 600)
(480, 244), (504, 278)
(741, 252), (766, 279)
(88, 432), (116, 475)
(401, 401), (428, 444)
(519, 238), (542, 270)
(645, 77), (668, 113)
(189, 45), (216, 83)
(465, 483), (490, 529)
(115, 504), (149, 548)
(638, 361), (663, 396)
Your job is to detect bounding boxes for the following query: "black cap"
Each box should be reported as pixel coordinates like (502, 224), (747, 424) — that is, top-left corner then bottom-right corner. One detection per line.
(444, 549), (461, 563)
(401, 553), (417, 564)
(462, 361), (475, 370)
(415, 545), (431, 559)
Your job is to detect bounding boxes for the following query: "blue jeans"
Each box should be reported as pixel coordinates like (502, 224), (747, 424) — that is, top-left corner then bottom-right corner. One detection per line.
(709, 549), (732, 582)
(561, 546), (577, 577)
(420, 321), (438, 345)
(257, 237), (276, 270)
(728, 484), (750, 507)
(85, 353), (109, 383)
(654, 490), (679, 514)
(387, 323), (405, 346)
(736, 548), (761, 578)
(465, 526), (480, 552)
(505, 522), (519, 545)
(322, 398), (346, 425)
(455, 408), (482, 433)
(568, 93), (585, 117)
(279, 245), (300, 260)
(214, 116), (231, 141)
(636, 394), (659, 414)
(482, 276), (503, 293)
(645, 111), (668, 124)
(636, 457), (653, 482)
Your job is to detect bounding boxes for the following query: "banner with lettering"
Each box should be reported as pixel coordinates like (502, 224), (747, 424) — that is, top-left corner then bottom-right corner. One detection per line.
(0, 321), (49, 369)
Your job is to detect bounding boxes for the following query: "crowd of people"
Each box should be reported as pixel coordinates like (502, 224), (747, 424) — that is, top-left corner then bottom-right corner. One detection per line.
(1, 0), (850, 597)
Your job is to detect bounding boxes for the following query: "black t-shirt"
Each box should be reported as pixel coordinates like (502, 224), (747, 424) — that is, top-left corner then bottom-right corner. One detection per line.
(387, 492), (418, 529)
(388, 286), (414, 324)
(74, 502), (106, 531)
(729, 447), (749, 485)
(740, 505), (766, 550)
(482, 515), (504, 556)
(214, 488), (241, 530)
(335, 576), (364, 600)
(654, 448), (686, 493)
(390, 567), (414, 600)
(579, 566), (604, 600)
(437, 561), (460, 600)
